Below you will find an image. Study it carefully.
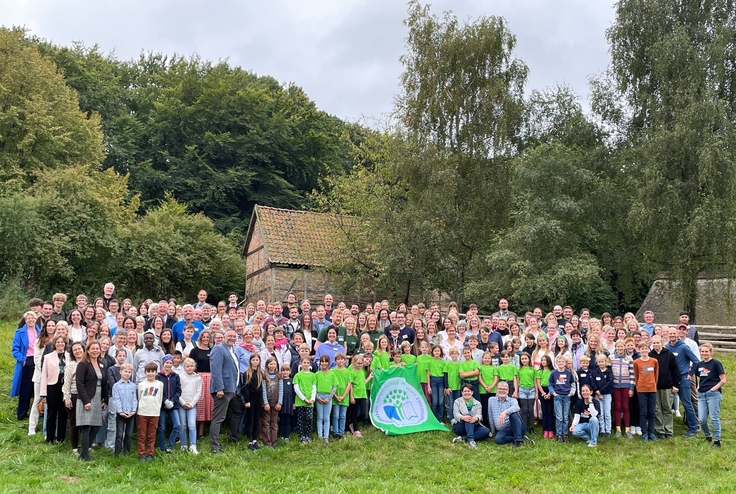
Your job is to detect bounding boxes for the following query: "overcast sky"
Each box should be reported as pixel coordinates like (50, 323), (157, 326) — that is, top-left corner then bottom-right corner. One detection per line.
(3, 0), (616, 124)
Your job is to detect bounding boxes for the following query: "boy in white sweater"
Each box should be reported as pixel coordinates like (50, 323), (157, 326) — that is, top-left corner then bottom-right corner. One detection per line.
(137, 362), (163, 461)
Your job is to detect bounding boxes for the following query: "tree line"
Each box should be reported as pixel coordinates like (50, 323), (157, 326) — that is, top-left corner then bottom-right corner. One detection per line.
(315, 0), (736, 321)
(0, 27), (365, 306)
(2, 0), (736, 321)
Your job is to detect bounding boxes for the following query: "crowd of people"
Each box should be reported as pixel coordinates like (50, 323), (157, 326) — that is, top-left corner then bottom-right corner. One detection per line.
(10, 285), (727, 461)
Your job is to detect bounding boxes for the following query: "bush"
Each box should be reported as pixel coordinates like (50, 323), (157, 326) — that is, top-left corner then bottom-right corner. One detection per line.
(0, 279), (36, 321)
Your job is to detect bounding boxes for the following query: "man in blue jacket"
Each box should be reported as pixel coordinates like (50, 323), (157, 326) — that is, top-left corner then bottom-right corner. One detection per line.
(209, 329), (244, 453)
(665, 329), (700, 437)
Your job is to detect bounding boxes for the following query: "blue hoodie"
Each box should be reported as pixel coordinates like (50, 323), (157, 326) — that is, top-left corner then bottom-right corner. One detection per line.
(665, 339), (699, 377)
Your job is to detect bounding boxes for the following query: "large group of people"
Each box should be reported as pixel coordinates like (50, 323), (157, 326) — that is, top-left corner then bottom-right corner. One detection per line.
(10, 286), (727, 462)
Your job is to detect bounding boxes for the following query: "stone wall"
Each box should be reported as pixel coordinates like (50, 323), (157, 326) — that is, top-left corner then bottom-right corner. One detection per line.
(636, 278), (736, 324)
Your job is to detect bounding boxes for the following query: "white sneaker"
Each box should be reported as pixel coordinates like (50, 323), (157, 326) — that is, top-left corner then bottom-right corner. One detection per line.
(189, 445), (199, 455)
(72, 448), (79, 456)
(635, 427), (642, 436)
(452, 436), (464, 444)
(181, 443), (188, 450)
(675, 410), (682, 418)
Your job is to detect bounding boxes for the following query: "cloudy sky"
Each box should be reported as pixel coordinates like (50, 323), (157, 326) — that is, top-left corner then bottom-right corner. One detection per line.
(3, 0), (616, 123)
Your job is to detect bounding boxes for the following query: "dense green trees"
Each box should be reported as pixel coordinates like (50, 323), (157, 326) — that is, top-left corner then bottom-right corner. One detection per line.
(4, 0), (736, 318)
(0, 30), (243, 301)
(599, 0), (736, 320)
(320, 1), (736, 318)
(0, 29), (104, 194)
(35, 44), (363, 234)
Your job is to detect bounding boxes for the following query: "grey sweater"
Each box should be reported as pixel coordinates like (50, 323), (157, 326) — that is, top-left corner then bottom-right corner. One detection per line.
(451, 397), (483, 426)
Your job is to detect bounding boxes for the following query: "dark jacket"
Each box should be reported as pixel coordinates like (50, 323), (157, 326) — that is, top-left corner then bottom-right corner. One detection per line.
(155, 371), (182, 409)
(76, 359), (109, 407)
(649, 347), (680, 389)
(590, 366), (614, 395)
(240, 373), (264, 407)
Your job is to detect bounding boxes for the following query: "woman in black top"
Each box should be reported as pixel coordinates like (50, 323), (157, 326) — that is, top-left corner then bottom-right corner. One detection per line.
(189, 330), (212, 438)
(76, 340), (108, 461)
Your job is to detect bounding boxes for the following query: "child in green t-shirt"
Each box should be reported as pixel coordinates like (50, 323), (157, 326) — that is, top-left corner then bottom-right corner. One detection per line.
(517, 352), (537, 434)
(535, 355), (555, 438)
(416, 341), (433, 403)
(459, 347), (480, 401)
(315, 355), (336, 443)
(348, 354), (368, 438)
(446, 347), (462, 404)
(293, 357), (316, 443)
(371, 336), (391, 371)
(400, 341), (416, 366)
(478, 351), (497, 425)
(496, 350), (519, 396)
(331, 353), (352, 439)
(427, 345), (448, 422)
(390, 348), (405, 367)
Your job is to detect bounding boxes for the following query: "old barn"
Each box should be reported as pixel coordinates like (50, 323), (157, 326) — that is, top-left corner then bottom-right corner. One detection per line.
(241, 205), (376, 305)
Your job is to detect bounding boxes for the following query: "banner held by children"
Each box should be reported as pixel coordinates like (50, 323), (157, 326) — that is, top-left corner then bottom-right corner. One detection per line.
(369, 365), (447, 435)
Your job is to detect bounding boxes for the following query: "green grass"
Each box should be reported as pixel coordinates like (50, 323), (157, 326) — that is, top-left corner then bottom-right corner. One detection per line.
(1, 320), (736, 493)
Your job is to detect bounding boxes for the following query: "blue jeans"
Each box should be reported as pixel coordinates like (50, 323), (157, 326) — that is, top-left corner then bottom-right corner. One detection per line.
(316, 394), (332, 439)
(494, 411), (525, 444)
(698, 390), (723, 440)
(331, 404), (347, 436)
(158, 408), (181, 450)
(553, 395), (570, 436)
(596, 394), (612, 433)
(572, 417), (599, 445)
(638, 392), (656, 438)
(178, 406), (197, 447)
(678, 375), (698, 433)
(451, 420), (490, 442)
(430, 377), (446, 422)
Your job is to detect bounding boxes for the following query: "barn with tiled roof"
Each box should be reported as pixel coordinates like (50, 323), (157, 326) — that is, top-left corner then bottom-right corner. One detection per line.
(240, 205), (373, 304)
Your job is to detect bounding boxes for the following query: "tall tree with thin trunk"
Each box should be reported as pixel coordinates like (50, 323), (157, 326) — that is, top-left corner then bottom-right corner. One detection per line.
(598, 0), (736, 322)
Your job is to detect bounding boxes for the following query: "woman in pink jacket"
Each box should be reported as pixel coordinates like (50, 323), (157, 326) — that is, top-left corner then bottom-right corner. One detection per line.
(41, 336), (71, 444)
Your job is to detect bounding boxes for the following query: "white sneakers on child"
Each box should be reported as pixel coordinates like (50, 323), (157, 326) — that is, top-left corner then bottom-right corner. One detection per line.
(189, 445), (199, 455)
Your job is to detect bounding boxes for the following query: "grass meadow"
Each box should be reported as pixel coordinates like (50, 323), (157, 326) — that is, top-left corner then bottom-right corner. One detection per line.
(1, 321), (736, 493)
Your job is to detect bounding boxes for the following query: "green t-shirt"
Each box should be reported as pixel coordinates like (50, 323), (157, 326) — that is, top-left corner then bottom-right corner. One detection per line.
(331, 367), (351, 406)
(401, 354), (417, 366)
(446, 360), (462, 390)
(345, 334), (359, 356)
(315, 370), (336, 395)
(459, 359), (479, 381)
(478, 365), (496, 395)
(518, 366), (536, 388)
(496, 364), (518, 381)
(371, 351), (391, 371)
(416, 355), (433, 384)
(350, 367), (367, 400)
(293, 370), (316, 407)
(428, 358), (446, 378)
(536, 368), (552, 389)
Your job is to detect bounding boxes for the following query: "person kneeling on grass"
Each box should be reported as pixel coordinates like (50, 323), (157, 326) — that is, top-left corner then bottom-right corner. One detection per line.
(488, 381), (534, 449)
(570, 384), (600, 447)
(451, 383), (490, 449)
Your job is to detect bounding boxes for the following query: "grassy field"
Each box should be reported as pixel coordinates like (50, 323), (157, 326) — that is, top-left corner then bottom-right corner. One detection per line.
(1, 321), (736, 493)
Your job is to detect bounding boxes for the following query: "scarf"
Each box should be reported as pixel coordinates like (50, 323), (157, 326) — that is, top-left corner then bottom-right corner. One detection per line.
(274, 337), (289, 350)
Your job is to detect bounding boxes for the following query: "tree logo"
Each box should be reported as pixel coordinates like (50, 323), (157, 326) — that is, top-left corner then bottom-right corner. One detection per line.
(371, 377), (428, 427)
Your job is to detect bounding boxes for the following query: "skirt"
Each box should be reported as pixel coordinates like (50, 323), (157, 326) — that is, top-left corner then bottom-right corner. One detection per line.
(76, 383), (103, 427)
(196, 372), (214, 421)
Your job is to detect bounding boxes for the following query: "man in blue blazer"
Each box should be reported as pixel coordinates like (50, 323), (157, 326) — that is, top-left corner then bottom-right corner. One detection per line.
(209, 329), (244, 453)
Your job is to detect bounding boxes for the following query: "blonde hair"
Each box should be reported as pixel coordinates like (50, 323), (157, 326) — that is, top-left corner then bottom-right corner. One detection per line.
(183, 357), (197, 370)
(120, 363), (133, 373)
